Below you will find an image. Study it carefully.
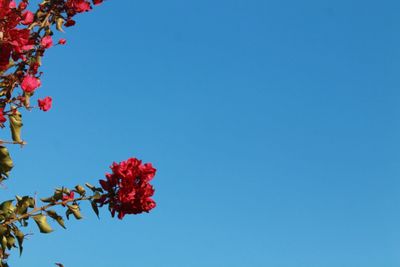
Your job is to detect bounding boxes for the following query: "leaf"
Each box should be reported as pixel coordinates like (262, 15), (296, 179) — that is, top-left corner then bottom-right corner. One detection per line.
(0, 146), (13, 178)
(13, 229), (24, 256)
(8, 108), (23, 143)
(91, 201), (99, 218)
(32, 214), (53, 234)
(6, 235), (15, 250)
(85, 183), (95, 191)
(92, 192), (101, 200)
(56, 18), (64, 32)
(40, 197), (54, 203)
(16, 196), (34, 215)
(65, 209), (72, 220)
(55, 217), (66, 229)
(46, 210), (66, 229)
(41, 189), (63, 203)
(0, 200), (15, 218)
(0, 226), (8, 236)
(74, 185), (86, 196)
(1, 236), (6, 251)
(67, 204), (82, 220)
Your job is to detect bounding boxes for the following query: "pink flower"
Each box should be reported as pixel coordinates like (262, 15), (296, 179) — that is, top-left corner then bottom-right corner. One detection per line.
(21, 10), (34, 25)
(21, 75), (41, 92)
(58, 38), (67, 45)
(62, 191), (75, 201)
(8, 0), (15, 9)
(38, 96), (52, 111)
(41, 35), (53, 49)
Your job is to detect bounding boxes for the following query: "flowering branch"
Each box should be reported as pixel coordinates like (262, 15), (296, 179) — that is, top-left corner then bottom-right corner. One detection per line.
(0, 1), (159, 266)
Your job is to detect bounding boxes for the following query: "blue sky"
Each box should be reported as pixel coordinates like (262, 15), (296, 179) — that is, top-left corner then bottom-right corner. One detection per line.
(4, 0), (400, 266)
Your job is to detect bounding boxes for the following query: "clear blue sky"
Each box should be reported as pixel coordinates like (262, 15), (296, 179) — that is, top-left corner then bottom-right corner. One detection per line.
(4, 0), (400, 266)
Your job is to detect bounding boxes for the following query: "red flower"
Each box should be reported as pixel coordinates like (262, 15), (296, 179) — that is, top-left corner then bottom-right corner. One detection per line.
(8, 0), (15, 9)
(18, 1), (27, 10)
(41, 35), (53, 49)
(64, 19), (76, 27)
(38, 96), (52, 111)
(0, 44), (12, 71)
(66, 0), (91, 13)
(21, 10), (34, 25)
(0, 109), (7, 124)
(0, 0), (11, 17)
(58, 38), (67, 45)
(62, 191), (75, 201)
(98, 158), (157, 219)
(21, 75), (41, 92)
(93, 0), (103, 5)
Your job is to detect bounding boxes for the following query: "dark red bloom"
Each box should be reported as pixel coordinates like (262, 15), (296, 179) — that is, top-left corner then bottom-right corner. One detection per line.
(66, 0), (91, 13)
(0, 108), (7, 123)
(38, 96), (52, 111)
(92, 0), (103, 5)
(64, 19), (76, 27)
(98, 158), (157, 219)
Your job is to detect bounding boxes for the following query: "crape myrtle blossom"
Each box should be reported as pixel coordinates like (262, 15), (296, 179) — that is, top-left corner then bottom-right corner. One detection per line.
(99, 158), (157, 219)
(20, 74), (41, 92)
(38, 96), (52, 111)
(40, 35), (53, 49)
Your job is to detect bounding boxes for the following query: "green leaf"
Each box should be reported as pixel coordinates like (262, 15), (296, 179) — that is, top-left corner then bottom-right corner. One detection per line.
(13, 229), (24, 256)
(16, 196), (35, 215)
(0, 146), (13, 178)
(32, 214), (53, 234)
(6, 235), (15, 250)
(0, 200), (15, 218)
(92, 192), (101, 200)
(67, 204), (82, 220)
(40, 196), (54, 203)
(0, 226), (8, 236)
(91, 201), (99, 218)
(8, 108), (23, 143)
(1, 236), (6, 251)
(75, 185), (86, 196)
(41, 189), (63, 203)
(46, 210), (66, 229)
(65, 209), (72, 220)
(55, 216), (66, 229)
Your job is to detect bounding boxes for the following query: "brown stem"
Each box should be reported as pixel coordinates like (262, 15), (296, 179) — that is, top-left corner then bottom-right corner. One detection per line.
(3, 196), (92, 226)
(0, 140), (26, 146)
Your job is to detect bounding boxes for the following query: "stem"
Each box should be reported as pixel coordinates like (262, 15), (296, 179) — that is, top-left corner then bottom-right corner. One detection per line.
(3, 196), (92, 226)
(0, 140), (26, 145)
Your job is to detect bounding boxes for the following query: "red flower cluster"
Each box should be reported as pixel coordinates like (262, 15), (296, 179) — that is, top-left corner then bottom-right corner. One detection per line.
(0, 0), (34, 71)
(99, 158), (156, 219)
(21, 75), (41, 92)
(0, 0), (103, 96)
(38, 96), (52, 111)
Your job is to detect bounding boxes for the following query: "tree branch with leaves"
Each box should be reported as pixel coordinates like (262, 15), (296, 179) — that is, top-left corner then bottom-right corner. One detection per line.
(0, 1), (157, 266)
